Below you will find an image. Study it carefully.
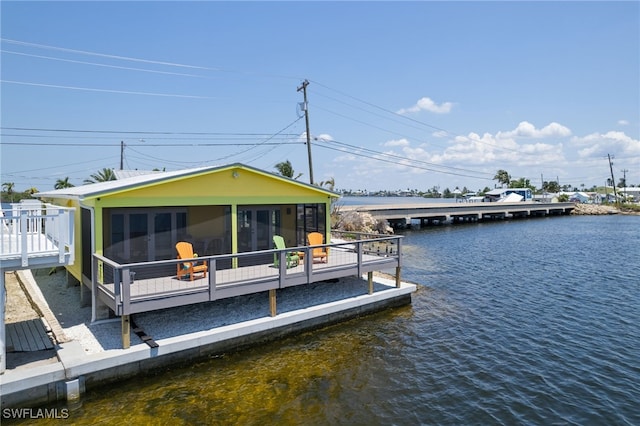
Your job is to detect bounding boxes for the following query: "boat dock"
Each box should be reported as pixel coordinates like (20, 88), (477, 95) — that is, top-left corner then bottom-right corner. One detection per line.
(341, 201), (576, 228)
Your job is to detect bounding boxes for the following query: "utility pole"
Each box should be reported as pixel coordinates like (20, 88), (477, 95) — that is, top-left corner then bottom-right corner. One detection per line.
(120, 141), (125, 170)
(607, 154), (618, 206)
(621, 168), (628, 202)
(297, 79), (314, 185)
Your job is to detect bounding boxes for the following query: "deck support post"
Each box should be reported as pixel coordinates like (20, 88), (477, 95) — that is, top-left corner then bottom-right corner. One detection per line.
(121, 314), (130, 349)
(269, 289), (276, 317)
(395, 266), (401, 288)
(91, 257), (110, 321)
(367, 271), (373, 295)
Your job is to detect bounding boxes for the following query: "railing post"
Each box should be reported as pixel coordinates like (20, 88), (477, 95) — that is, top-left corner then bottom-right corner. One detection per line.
(67, 208), (75, 264)
(122, 267), (131, 316)
(395, 237), (402, 288)
(91, 256), (98, 322)
(305, 248), (312, 283)
(357, 241), (363, 277)
(368, 271), (373, 295)
(208, 259), (216, 301)
(121, 267), (131, 349)
(278, 251), (286, 288)
(20, 210), (28, 267)
(58, 210), (67, 263)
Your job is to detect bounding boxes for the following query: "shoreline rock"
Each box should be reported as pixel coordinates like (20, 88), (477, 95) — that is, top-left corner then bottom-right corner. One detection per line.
(571, 204), (619, 215)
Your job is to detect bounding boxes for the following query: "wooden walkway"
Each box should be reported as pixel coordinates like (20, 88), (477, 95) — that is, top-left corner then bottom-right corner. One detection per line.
(6, 319), (54, 352)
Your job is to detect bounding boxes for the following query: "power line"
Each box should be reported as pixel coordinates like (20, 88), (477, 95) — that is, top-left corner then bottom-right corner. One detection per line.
(311, 80), (529, 156)
(2, 38), (212, 70)
(1, 127), (300, 136)
(1, 80), (218, 99)
(1, 49), (213, 79)
(315, 142), (492, 181)
(1, 141), (303, 147)
(1, 38), (304, 81)
(315, 137), (494, 180)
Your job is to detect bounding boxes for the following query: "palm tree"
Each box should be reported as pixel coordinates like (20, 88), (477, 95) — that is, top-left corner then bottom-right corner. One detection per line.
(493, 170), (511, 188)
(2, 182), (15, 202)
(84, 168), (116, 184)
(274, 160), (302, 180)
(54, 177), (75, 189)
(317, 177), (335, 191)
(27, 187), (39, 196)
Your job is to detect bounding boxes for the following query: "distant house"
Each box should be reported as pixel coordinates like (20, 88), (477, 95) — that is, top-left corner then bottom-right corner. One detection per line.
(484, 188), (532, 202)
(36, 163), (337, 287)
(567, 192), (590, 203)
(618, 187), (640, 202)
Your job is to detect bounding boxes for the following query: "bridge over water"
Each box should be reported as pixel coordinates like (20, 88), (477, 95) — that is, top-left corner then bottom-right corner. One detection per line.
(341, 201), (576, 228)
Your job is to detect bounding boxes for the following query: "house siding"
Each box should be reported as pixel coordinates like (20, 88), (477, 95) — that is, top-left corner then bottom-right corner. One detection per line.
(38, 165), (335, 285)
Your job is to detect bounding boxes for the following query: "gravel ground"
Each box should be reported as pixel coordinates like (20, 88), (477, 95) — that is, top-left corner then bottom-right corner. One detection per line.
(4, 272), (41, 323)
(27, 268), (396, 355)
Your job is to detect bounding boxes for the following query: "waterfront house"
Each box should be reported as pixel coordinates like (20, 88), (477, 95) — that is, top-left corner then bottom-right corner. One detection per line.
(35, 163), (336, 288)
(1, 164), (409, 406)
(34, 163), (404, 347)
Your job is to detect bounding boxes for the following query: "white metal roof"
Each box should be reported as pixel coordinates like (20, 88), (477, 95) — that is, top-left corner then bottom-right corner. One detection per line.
(36, 163), (338, 200)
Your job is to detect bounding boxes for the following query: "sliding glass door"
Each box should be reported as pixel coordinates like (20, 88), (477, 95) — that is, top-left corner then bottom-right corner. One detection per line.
(237, 207), (280, 253)
(107, 208), (186, 263)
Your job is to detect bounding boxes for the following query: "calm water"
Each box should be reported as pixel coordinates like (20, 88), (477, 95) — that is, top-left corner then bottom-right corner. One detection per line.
(36, 214), (639, 425)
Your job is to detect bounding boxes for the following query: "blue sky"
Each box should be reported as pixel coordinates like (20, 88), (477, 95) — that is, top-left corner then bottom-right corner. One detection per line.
(1, 1), (638, 194)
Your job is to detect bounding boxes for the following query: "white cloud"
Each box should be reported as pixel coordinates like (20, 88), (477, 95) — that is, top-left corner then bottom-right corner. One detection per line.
(572, 131), (640, 158)
(618, 119), (629, 126)
(383, 138), (410, 147)
(497, 121), (572, 139)
(397, 97), (453, 114)
(314, 133), (333, 142)
(328, 120), (637, 191)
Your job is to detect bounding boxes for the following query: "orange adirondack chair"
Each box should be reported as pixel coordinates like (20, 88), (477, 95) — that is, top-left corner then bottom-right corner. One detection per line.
(176, 242), (208, 281)
(307, 232), (328, 263)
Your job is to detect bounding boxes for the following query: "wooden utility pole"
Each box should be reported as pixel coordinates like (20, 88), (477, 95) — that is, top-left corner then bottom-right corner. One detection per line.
(608, 154), (618, 205)
(120, 141), (124, 170)
(297, 80), (314, 185)
(621, 168), (628, 201)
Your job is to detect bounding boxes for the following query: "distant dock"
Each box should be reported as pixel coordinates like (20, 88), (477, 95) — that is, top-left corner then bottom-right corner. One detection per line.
(341, 201), (576, 228)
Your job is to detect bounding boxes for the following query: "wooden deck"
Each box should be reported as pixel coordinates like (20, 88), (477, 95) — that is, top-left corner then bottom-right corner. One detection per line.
(5, 319), (54, 352)
(93, 236), (403, 317)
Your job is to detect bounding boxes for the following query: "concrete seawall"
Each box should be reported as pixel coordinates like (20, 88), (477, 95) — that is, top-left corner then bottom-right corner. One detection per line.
(1, 271), (416, 408)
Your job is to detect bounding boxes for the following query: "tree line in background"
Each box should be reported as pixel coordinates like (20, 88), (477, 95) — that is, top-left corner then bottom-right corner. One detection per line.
(1, 165), (635, 203)
(340, 169), (635, 198)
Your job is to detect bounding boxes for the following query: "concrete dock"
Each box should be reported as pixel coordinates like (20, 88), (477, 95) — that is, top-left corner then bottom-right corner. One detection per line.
(1, 269), (416, 408)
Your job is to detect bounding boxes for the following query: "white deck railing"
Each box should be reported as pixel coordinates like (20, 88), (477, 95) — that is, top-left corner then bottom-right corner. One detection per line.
(0, 201), (75, 268)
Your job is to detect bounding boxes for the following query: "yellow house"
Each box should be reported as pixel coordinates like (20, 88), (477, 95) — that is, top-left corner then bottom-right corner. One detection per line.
(37, 163), (337, 287)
